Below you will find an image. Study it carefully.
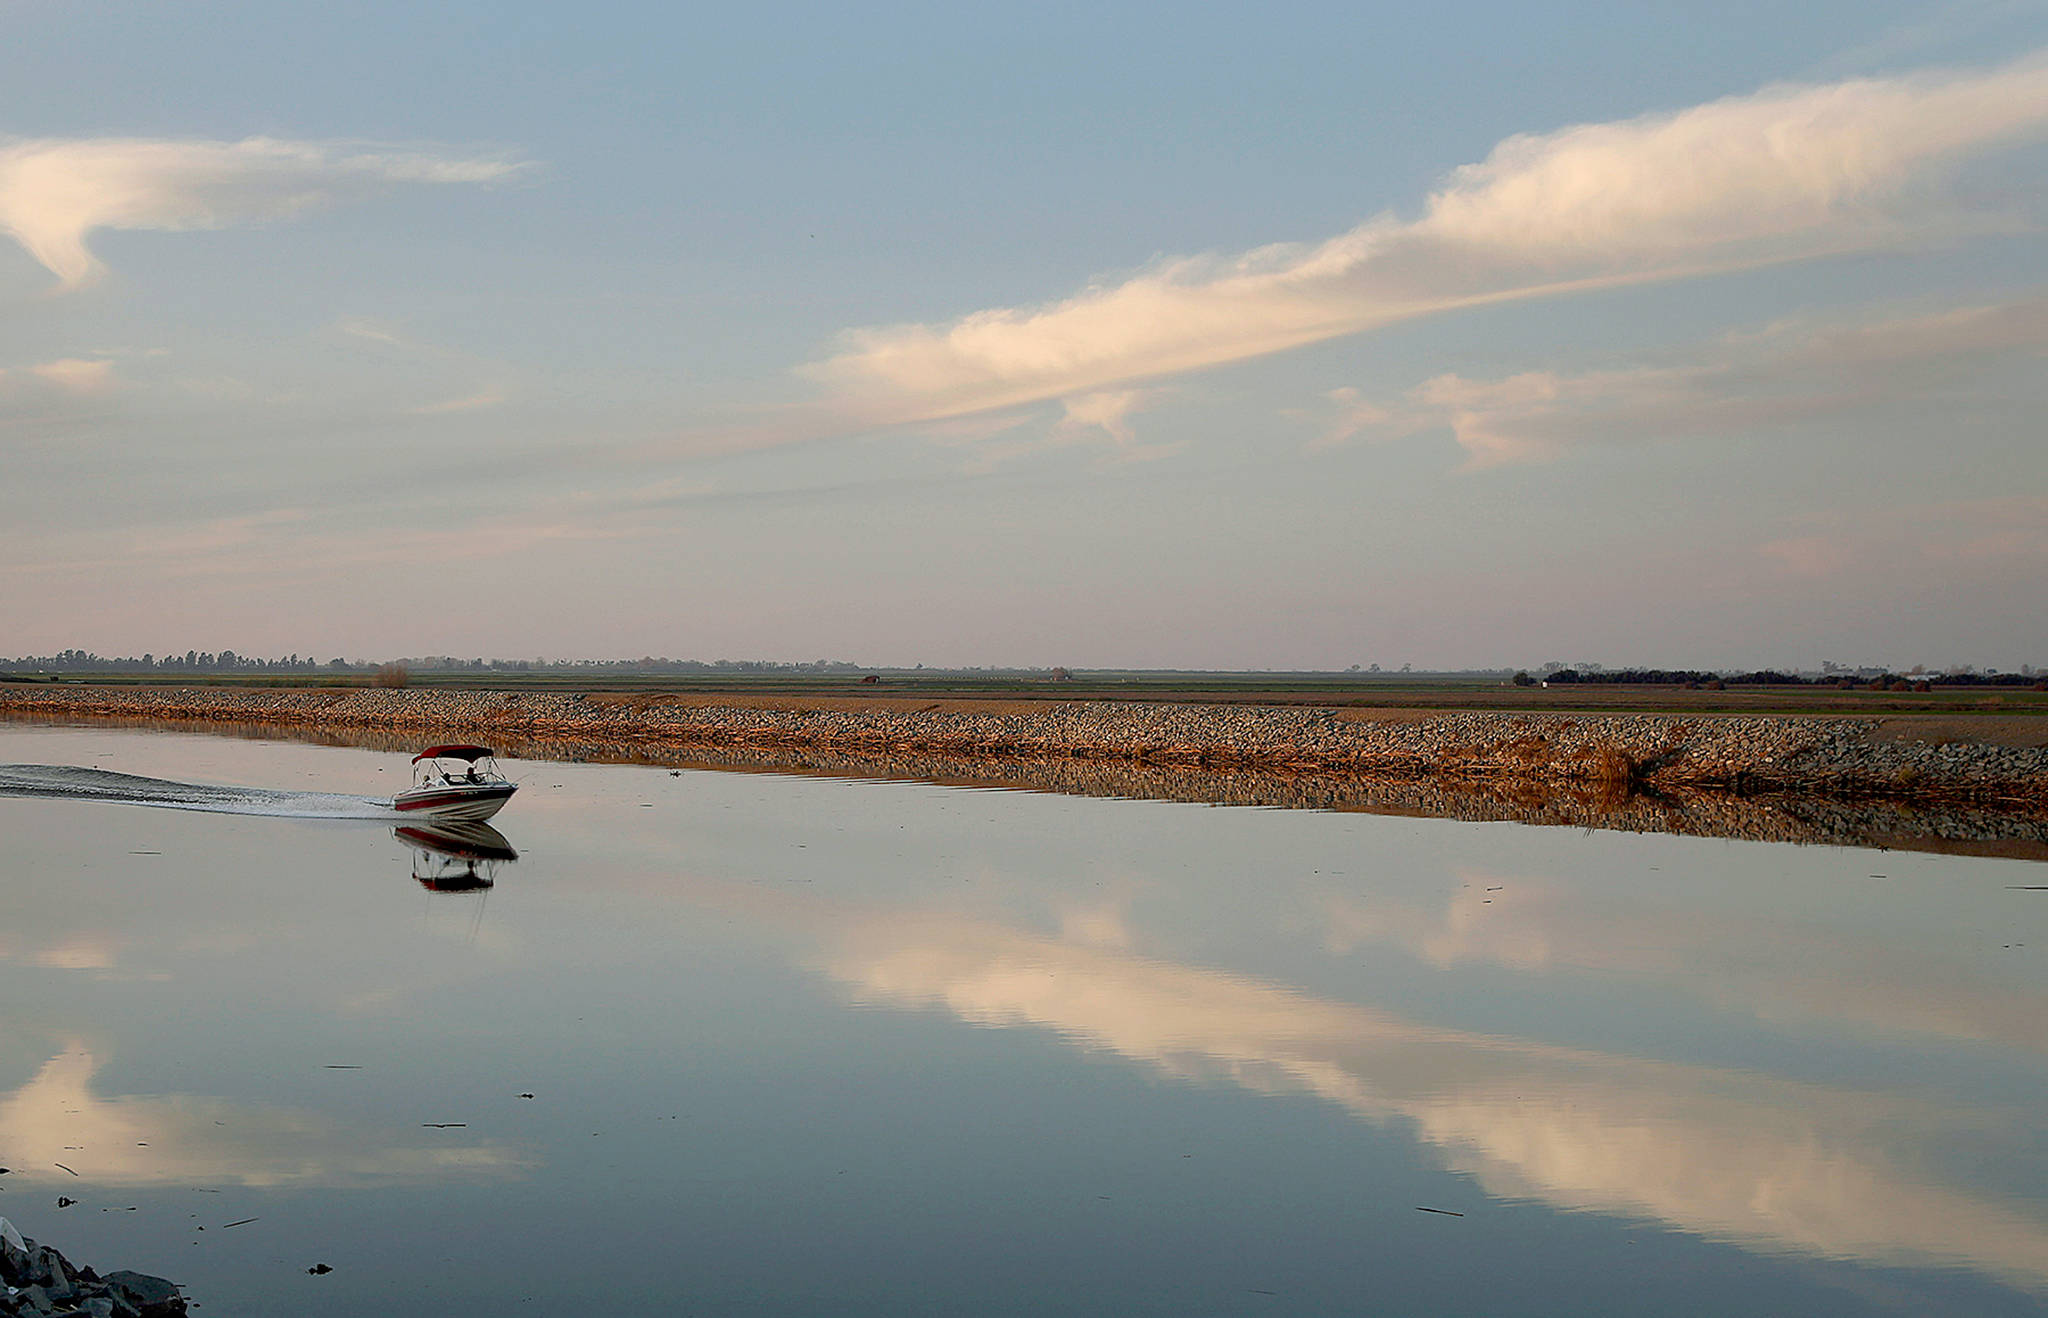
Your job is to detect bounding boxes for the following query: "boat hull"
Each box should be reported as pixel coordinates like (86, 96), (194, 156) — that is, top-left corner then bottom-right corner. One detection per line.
(391, 782), (517, 822)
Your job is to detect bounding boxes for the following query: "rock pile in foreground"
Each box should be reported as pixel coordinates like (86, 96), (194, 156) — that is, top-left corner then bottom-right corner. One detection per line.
(0, 1221), (183, 1318)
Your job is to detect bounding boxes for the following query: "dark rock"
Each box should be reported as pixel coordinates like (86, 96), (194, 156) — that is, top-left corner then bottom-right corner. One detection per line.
(0, 1229), (184, 1318)
(40, 1264), (75, 1304)
(307, 1262), (334, 1275)
(104, 1271), (185, 1317)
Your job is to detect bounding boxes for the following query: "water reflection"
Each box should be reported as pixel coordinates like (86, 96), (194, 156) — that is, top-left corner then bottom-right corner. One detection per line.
(0, 1047), (525, 1189)
(4, 721), (2045, 1314)
(396, 820), (518, 893)
(1320, 870), (2048, 1056)
(825, 911), (2048, 1291)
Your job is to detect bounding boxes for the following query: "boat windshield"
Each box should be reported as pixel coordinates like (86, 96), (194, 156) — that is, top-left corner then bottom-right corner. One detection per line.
(413, 755), (500, 787)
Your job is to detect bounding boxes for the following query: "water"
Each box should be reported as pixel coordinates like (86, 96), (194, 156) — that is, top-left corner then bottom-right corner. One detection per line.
(0, 763), (400, 818)
(2, 722), (2044, 1315)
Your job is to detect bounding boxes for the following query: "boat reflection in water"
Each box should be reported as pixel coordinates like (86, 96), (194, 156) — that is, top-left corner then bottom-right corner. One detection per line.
(395, 819), (518, 893)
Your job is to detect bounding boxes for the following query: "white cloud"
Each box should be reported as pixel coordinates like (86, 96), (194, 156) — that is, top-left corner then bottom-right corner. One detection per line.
(0, 136), (525, 289)
(802, 52), (2048, 427)
(1326, 292), (2048, 466)
(1053, 388), (1149, 448)
(27, 357), (115, 394)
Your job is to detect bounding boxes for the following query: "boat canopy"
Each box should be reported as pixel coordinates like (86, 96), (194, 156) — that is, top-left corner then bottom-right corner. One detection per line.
(413, 744), (494, 763)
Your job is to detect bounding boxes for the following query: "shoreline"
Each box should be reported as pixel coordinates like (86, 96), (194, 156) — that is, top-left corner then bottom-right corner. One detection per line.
(2, 682), (2043, 808)
(1, 1218), (184, 1317)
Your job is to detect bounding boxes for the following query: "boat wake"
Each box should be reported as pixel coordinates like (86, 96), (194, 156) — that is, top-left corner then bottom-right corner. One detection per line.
(0, 764), (401, 820)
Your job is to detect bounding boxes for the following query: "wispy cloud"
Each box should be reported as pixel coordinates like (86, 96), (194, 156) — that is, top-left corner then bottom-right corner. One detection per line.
(410, 385), (508, 415)
(1054, 388), (1149, 449)
(1758, 494), (2048, 579)
(0, 355), (120, 431)
(1322, 292), (2048, 466)
(25, 357), (115, 394)
(335, 315), (515, 416)
(0, 136), (526, 289)
(801, 52), (2048, 428)
(1306, 386), (1393, 452)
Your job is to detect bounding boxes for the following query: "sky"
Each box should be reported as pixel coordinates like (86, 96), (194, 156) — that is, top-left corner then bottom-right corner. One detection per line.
(3, 0), (2047, 671)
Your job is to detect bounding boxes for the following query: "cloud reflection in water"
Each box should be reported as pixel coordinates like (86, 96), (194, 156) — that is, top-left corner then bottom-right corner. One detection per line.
(0, 1046), (525, 1189)
(827, 912), (2048, 1292)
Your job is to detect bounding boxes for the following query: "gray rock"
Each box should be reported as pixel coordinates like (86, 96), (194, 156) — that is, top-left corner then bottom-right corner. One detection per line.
(104, 1272), (184, 1317)
(37, 1267), (71, 1304)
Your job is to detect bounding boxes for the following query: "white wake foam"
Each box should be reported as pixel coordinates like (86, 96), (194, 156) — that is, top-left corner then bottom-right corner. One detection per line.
(0, 764), (401, 819)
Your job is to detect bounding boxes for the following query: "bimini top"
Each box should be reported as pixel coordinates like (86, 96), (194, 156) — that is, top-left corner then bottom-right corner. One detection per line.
(413, 744), (494, 764)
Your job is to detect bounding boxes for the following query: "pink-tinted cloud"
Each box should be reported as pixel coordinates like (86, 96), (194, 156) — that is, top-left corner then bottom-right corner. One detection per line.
(1326, 293), (2048, 466)
(802, 53), (2048, 427)
(0, 136), (524, 289)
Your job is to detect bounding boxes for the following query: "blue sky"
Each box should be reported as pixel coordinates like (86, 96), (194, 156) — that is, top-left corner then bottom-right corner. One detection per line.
(4, 0), (2046, 669)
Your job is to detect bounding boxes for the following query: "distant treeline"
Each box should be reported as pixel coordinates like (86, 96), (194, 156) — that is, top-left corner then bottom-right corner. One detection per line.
(1537, 668), (1798, 685)
(0, 650), (866, 676)
(1532, 668), (2042, 687)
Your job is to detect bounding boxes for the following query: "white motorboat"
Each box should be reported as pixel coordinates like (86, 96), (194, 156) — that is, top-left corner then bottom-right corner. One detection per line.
(392, 745), (518, 822)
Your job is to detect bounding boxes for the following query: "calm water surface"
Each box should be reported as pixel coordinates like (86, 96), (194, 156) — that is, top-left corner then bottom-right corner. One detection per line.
(2, 723), (2045, 1315)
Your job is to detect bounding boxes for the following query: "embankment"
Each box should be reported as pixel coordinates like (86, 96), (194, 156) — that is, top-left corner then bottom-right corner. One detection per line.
(2, 683), (2044, 806)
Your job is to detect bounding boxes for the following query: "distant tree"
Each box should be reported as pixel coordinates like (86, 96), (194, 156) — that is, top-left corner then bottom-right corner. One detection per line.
(374, 663), (410, 688)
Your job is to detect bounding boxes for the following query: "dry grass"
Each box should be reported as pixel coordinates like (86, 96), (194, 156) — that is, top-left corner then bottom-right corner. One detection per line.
(1592, 744), (1641, 788)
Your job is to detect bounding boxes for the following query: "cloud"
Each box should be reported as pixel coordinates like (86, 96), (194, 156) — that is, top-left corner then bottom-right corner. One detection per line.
(1757, 494), (2048, 579)
(0, 356), (120, 430)
(27, 357), (115, 394)
(0, 136), (525, 289)
(1327, 292), (2048, 465)
(802, 52), (2048, 427)
(411, 385), (508, 415)
(1054, 388), (1149, 448)
(1307, 385), (1394, 452)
